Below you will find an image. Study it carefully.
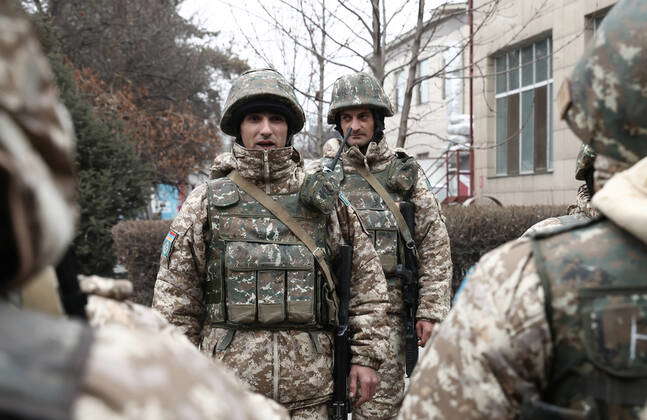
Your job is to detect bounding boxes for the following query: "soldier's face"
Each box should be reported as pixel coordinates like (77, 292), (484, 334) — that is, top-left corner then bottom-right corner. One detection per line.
(240, 112), (288, 150)
(339, 107), (374, 147)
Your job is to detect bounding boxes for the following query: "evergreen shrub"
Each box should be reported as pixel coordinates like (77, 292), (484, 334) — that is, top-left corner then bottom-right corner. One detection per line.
(112, 220), (171, 306)
(443, 205), (568, 292)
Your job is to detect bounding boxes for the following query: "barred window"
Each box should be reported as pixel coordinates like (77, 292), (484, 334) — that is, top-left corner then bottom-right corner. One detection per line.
(495, 37), (553, 176)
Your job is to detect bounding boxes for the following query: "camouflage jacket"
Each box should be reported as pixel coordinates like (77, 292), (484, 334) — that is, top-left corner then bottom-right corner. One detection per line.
(567, 183), (598, 219)
(74, 275), (289, 420)
(152, 144), (389, 409)
(398, 157), (647, 419)
(320, 138), (452, 322)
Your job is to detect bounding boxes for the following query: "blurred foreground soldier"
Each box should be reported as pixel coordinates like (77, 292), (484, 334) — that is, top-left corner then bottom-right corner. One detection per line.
(0, 5), (287, 419)
(399, 1), (647, 418)
(320, 72), (452, 419)
(152, 69), (390, 419)
(522, 144), (598, 237)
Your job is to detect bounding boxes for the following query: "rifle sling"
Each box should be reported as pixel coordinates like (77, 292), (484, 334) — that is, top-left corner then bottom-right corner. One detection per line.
(227, 171), (338, 313)
(354, 165), (416, 250)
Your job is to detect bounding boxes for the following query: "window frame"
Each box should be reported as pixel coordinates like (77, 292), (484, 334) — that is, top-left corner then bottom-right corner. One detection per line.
(494, 37), (553, 176)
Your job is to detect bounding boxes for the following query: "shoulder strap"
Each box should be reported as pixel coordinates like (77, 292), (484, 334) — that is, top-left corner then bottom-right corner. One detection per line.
(227, 171), (339, 314)
(354, 164), (416, 250)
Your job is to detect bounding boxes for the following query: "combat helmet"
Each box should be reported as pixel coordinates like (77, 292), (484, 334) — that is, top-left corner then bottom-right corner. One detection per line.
(220, 68), (305, 137)
(561, 0), (647, 164)
(327, 72), (394, 124)
(575, 144), (597, 181)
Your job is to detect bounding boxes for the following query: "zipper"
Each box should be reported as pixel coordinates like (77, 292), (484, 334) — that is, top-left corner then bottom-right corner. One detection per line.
(263, 150), (271, 194)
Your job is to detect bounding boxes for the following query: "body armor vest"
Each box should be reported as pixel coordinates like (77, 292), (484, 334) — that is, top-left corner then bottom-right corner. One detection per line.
(204, 177), (334, 330)
(529, 219), (647, 419)
(334, 155), (415, 313)
(0, 302), (93, 420)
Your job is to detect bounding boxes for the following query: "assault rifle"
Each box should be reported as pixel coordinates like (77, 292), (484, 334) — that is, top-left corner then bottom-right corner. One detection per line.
(394, 201), (419, 377)
(324, 128), (352, 174)
(330, 244), (352, 420)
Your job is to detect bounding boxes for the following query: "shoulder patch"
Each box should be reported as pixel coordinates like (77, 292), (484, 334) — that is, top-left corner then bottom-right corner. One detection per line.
(161, 230), (178, 258)
(208, 178), (240, 207)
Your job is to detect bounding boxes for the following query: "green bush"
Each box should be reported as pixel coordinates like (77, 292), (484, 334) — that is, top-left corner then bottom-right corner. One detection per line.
(112, 220), (171, 306)
(443, 205), (568, 292)
(49, 55), (153, 275)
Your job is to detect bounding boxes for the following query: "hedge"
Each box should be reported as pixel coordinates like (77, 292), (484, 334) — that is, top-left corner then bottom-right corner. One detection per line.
(112, 220), (170, 306)
(112, 205), (568, 306)
(443, 205), (567, 292)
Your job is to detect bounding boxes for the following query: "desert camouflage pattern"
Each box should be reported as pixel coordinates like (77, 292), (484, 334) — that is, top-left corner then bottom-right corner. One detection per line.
(203, 169), (332, 329)
(521, 213), (589, 238)
(575, 144), (596, 181)
(327, 72), (394, 124)
(564, 0), (647, 165)
(530, 218), (647, 418)
(0, 4), (77, 292)
(153, 143), (389, 410)
(78, 276), (290, 420)
(79, 274), (134, 301)
(567, 183), (598, 218)
(220, 68), (305, 136)
(75, 322), (289, 420)
(320, 137), (452, 418)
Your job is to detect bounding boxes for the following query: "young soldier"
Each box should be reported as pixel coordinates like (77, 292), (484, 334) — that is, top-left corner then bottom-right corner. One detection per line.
(400, 1), (647, 417)
(0, 4), (288, 419)
(322, 72), (453, 419)
(152, 69), (390, 419)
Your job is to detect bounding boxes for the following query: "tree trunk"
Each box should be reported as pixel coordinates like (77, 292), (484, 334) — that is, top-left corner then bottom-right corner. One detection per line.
(316, 0), (326, 153)
(370, 0), (384, 84)
(395, 0), (425, 149)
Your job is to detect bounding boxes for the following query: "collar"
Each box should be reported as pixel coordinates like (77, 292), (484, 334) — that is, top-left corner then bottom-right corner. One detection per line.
(592, 156), (647, 244)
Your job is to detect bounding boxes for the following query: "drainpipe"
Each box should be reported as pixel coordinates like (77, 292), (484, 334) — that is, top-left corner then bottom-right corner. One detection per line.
(468, 0), (475, 197)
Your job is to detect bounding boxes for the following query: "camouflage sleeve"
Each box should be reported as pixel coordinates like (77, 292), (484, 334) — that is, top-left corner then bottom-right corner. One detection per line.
(327, 201), (390, 370)
(410, 170), (452, 322)
(398, 240), (552, 419)
(74, 324), (289, 420)
(151, 183), (209, 346)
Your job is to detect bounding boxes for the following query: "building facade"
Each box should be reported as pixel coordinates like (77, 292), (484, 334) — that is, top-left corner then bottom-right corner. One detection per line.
(383, 4), (469, 202)
(473, 0), (616, 205)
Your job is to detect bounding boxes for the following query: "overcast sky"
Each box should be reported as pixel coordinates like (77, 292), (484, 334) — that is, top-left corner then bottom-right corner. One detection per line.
(179, 0), (455, 124)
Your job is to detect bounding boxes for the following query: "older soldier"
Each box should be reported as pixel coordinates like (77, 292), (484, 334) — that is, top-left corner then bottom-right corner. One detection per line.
(522, 144), (598, 237)
(399, 1), (647, 418)
(0, 4), (288, 419)
(320, 72), (452, 419)
(152, 68), (390, 419)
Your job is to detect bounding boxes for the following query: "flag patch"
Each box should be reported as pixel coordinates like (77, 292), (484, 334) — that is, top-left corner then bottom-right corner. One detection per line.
(162, 230), (178, 257)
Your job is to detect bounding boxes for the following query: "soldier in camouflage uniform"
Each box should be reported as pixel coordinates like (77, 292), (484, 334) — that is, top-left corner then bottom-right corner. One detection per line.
(152, 68), (390, 419)
(0, 4), (288, 418)
(399, 1), (647, 418)
(522, 144), (598, 237)
(319, 72), (452, 419)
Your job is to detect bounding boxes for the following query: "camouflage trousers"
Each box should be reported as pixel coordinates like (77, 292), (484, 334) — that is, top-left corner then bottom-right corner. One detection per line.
(353, 314), (404, 419)
(290, 403), (328, 419)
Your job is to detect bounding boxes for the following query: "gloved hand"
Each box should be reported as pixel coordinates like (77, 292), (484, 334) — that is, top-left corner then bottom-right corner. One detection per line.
(299, 171), (340, 215)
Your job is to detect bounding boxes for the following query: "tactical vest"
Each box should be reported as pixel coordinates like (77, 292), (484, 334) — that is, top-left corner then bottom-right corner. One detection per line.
(526, 218), (647, 419)
(204, 176), (335, 330)
(0, 302), (93, 420)
(333, 154), (416, 315)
